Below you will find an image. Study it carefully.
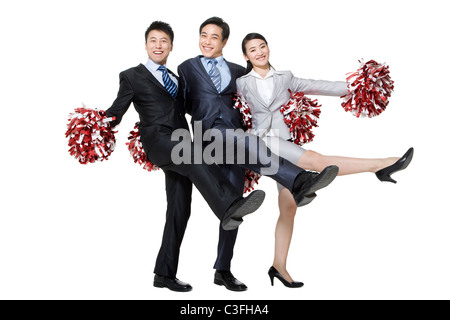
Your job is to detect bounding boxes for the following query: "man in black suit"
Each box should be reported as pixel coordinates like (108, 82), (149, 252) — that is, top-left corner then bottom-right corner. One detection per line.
(105, 21), (265, 292)
(178, 17), (339, 291)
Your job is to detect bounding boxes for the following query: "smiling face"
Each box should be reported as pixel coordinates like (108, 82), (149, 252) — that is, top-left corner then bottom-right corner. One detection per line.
(145, 29), (173, 65)
(199, 24), (228, 59)
(244, 39), (270, 69)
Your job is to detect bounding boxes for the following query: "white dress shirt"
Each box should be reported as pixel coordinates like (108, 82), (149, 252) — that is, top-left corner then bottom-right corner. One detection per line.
(249, 68), (275, 105)
(249, 68), (278, 137)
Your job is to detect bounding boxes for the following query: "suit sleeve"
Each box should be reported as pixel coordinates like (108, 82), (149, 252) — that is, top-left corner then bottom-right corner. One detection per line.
(105, 72), (134, 128)
(177, 65), (192, 115)
(236, 78), (247, 101)
(236, 78), (242, 95)
(236, 65), (246, 79)
(290, 71), (349, 97)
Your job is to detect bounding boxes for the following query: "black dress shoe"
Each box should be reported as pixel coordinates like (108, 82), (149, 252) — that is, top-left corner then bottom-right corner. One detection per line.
(214, 270), (247, 291)
(222, 190), (265, 231)
(376, 147), (414, 183)
(292, 165), (339, 207)
(268, 267), (304, 288)
(153, 274), (192, 292)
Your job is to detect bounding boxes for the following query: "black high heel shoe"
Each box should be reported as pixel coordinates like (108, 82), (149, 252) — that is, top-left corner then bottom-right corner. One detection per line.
(375, 147), (414, 184)
(268, 267), (304, 288)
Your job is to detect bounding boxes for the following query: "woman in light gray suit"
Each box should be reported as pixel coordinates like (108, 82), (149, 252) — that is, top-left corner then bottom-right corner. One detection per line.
(237, 33), (414, 288)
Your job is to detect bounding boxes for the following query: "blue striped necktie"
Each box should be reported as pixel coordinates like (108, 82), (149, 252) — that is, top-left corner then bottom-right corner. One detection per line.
(207, 59), (221, 92)
(157, 65), (177, 97)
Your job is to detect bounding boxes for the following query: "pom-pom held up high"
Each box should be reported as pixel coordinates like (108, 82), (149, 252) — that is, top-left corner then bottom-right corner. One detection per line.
(341, 59), (394, 118)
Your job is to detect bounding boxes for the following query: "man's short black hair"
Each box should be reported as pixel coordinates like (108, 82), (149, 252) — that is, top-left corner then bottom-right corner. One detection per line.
(145, 21), (174, 43)
(199, 16), (230, 41)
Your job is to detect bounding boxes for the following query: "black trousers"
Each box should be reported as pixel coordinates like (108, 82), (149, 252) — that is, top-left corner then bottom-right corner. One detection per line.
(150, 134), (242, 278)
(213, 163), (245, 271)
(209, 118), (304, 272)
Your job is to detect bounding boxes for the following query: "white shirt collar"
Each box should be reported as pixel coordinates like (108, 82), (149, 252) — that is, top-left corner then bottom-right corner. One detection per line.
(249, 67), (274, 80)
(202, 55), (225, 67)
(145, 58), (165, 72)
(214, 55), (225, 67)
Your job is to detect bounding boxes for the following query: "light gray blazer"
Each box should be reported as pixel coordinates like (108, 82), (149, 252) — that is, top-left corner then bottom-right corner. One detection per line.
(236, 70), (348, 140)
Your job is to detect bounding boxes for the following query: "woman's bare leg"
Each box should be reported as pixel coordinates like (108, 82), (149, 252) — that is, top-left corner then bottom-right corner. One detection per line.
(273, 188), (298, 283)
(272, 148), (402, 285)
(297, 150), (400, 175)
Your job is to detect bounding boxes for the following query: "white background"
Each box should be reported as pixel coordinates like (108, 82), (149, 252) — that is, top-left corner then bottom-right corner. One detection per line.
(1, 0), (449, 300)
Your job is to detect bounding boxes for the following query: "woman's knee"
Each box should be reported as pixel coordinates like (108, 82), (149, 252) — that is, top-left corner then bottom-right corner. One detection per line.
(278, 193), (297, 219)
(299, 150), (324, 171)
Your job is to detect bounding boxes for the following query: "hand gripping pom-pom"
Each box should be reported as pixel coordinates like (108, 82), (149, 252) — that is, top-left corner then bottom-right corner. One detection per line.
(243, 170), (262, 194)
(65, 107), (117, 164)
(233, 95), (253, 130)
(280, 90), (322, 146)
(341, 59), (394, 118)
(126, 122), (159, 172)
(233, 95), (261, 193)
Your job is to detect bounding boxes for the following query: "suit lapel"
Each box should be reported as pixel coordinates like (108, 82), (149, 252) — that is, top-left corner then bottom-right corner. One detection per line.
(267, 72), (283, 108)
(139, 63), (176, 97)
(247, 76), (268, 109)
(140, 64), (166, 91)
(245, 72), (284, 110)
(223, 59), (236, 92)
(193, 56), (218, 92)
(192, 56), (239, 93)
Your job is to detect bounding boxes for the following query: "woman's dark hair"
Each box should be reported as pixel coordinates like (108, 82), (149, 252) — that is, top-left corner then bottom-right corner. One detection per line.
(199, 16), (230, 41)
(241, 33), (272, 75)
(145, 21), (174, 44)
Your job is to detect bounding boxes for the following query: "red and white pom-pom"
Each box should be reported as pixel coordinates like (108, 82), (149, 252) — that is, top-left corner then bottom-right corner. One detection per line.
(233, 95), (253, 130)
(126, 122), (159, 172)
(233, 96), (261, 193)
(280, 89), (321, 146)
(341, 59), (394, 118)
(243, 170), (262, 194)
(66, 107), (116, 164)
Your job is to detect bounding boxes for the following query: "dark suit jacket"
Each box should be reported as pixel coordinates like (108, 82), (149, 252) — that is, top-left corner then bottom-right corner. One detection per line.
(105, 63), (189, 162)
(178, 56), (246, 134)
